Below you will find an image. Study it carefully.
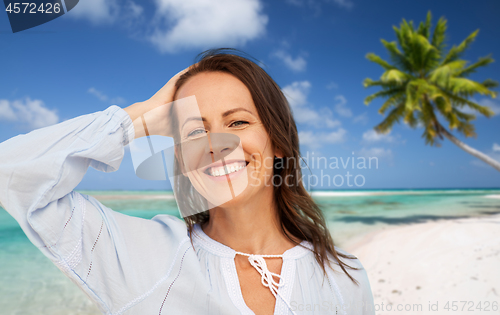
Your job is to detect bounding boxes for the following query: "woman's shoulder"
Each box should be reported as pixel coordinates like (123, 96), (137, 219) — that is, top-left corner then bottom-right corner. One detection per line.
(333, 246), (365, 270)
(329, 246), (375, 313)
(299, 241), (366, 272)
(296, 242), (375, 312)
(297, 242), (368, 283)
(150, 214), (189, 237)
(327, 246), (369, 283)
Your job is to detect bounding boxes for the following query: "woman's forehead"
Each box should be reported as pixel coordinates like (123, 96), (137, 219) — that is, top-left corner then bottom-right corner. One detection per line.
(175, 72), (257, 117)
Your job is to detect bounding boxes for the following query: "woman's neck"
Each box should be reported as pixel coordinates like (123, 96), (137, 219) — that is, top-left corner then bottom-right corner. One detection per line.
(201, 187), (297, 255)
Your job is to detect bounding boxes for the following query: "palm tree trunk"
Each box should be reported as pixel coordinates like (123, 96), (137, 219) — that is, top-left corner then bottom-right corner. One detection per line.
(436, 121), (500, 172)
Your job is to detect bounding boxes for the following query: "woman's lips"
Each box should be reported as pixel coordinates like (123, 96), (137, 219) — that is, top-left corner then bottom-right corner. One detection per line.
(202, 160), (249, 182)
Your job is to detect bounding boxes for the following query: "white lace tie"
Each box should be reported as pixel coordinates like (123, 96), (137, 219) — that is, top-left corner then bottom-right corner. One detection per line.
(237, 253), (283, 297)
(234, 251), (297, 315)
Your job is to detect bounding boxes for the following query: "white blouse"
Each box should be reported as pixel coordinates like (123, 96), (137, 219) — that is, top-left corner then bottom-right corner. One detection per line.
(0, 105), (375, 315)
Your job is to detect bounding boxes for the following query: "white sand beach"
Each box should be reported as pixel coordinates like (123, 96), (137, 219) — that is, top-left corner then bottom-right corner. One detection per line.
(345, 214), (500, 314)
(484, 194), (500, 200)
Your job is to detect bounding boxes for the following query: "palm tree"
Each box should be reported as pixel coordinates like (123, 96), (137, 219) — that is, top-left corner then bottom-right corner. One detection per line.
(363, 11), (500, 171)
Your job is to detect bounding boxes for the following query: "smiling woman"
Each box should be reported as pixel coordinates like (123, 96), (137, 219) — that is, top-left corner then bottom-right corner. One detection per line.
(0, 48), (374, 314)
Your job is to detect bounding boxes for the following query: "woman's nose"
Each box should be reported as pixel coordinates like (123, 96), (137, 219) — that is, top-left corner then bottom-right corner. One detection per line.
(206, 132), (239, 159)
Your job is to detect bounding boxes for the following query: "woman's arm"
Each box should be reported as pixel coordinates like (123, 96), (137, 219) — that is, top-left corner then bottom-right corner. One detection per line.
(0, 108), (190, 314)
(124, 66), (192, 139)
(0, 106), (133, 251)
(0, 66), (195, 314)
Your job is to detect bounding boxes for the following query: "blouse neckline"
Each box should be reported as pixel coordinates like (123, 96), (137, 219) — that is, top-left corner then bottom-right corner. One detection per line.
(191, 223), (313, 260)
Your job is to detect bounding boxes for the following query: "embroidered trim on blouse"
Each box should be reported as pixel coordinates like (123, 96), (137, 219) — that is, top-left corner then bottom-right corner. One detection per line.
(326, 266), (347, 315)
(191, 223), (312, 315)
(191, 223), (312, 260)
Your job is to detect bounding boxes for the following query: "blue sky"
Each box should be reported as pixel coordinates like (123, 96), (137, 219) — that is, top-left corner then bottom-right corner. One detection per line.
(1, 0), (499, 190)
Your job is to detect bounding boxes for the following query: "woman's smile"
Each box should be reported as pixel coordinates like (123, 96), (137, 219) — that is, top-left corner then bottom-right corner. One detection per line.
(202, 159), (249, 182)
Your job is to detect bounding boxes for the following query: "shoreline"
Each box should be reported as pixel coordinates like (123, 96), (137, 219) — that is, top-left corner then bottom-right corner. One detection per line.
(344, 213), (500, 314)
(90, 194), (175, 200)
(341, 208), (500, 252)
(83, 192), (500, 200)
(311, 190), (500, 197)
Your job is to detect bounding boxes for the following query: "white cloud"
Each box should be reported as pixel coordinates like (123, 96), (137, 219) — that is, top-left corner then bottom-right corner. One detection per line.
(469, 144), (500, 168)
(477, 98), (500, 115)
(283, 81), (347, 149)
(358, 147), (393, 159)
(333, 95), (352, 117)
(0, 98), (59, 129)
(69, 0), (119, 24)
(88, 87), (126, 105)
(326, 81), (338, 90)
(67, 0), (265, 53)
(330, 0), (353, 9)
(460, 98), (500, 116)
(149, 0), (268, 53)
(112, 96), (127, 105)
(470, 153), (500, 168)
(68, 0), (143, 25)
(283, 81), (310, 107)
(0, 100), (16, 121)
(88, 87), (108, 102)
(126, 0), (143, 17)
(362, 129), (396, 143)
(299, 129), (347, 149)
(286, 0), (353, 10)
(282, 81), (340, 128)
(352, 112), (368, 124)
(272, 50), (307, 72)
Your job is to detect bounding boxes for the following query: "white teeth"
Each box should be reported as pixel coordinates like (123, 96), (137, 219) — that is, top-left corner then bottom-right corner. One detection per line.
(207, 162), (246, 177)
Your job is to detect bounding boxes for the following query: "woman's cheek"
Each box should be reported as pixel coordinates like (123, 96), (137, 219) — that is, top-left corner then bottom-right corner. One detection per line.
(239, 128), (273, 181)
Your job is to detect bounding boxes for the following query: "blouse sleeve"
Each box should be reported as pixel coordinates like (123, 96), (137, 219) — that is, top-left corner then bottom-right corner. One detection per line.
(0, 106), (191, 314)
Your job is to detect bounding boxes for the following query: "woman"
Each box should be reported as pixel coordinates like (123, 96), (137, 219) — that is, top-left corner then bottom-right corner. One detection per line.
(0, 49), (374, 314)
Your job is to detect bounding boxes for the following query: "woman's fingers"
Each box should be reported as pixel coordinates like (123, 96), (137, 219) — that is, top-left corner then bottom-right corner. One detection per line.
(125, 64), (197, 139)
(149, 64), (196, 105)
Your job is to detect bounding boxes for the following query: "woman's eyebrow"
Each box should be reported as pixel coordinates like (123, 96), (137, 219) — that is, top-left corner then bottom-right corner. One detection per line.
(182, 107), (254, 129)
(182, 117), (206, 130)
(222, 107), (254, 117)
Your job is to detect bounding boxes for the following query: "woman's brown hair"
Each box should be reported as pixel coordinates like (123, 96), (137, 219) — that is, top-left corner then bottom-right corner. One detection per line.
(171, 48), (359, 284)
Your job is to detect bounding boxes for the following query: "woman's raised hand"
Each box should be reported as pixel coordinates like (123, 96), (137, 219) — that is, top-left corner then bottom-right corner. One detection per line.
(124, 65), (193, 139)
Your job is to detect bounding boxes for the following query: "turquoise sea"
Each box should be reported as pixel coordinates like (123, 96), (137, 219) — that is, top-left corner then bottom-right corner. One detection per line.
(1, 189), (500, 314)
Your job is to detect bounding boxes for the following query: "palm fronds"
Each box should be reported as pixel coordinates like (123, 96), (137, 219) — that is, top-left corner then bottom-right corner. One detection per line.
(364, 10), (497, 146)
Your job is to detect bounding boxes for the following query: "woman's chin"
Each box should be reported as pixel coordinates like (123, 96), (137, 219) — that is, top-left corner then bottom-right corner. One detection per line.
(195, 167), (251, 207)
(206, 178), (270, 210)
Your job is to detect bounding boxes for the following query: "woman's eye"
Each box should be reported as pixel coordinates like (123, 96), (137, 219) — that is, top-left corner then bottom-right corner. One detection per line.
(187, 129), (207, 137)
(230, 121), (249, 127)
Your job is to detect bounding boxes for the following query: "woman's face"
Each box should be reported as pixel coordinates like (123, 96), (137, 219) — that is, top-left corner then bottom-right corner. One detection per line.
(174, 71), (279, 209)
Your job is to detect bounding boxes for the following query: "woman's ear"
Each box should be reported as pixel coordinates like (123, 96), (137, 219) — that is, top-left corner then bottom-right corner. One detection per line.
(274, 148), (284, 159)
(273, 149), (285, 174)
